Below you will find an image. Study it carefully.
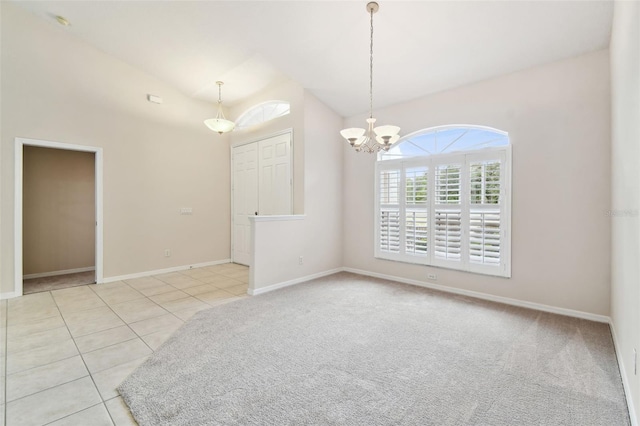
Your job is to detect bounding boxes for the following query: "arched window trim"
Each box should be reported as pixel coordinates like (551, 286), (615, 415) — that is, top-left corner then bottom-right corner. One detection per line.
(378, 124), (510, 161)
(235, 100), (291, 130)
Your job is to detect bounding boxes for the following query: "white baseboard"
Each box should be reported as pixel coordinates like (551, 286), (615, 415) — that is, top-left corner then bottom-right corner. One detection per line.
(24, 266), (95, 280)
(610, 322), (638, 426)
(0, 291), (18, 300)
(248, 266), (610, 323)
(342, 267), (611, 324)
(103, 259), (232, 283)
(248, 268), (343, 296)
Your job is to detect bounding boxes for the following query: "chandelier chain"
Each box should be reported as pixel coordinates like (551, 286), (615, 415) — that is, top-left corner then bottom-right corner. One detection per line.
(369, 5), (374, 119)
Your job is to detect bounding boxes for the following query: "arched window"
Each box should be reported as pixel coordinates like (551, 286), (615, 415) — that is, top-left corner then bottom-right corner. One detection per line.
(235, 100), (290, 130)
(375, 125), (511, 277)
(379, 125), (509, 161)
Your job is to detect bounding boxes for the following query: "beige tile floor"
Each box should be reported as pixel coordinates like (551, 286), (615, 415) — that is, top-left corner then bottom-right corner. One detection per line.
(0, 263), (249, 426)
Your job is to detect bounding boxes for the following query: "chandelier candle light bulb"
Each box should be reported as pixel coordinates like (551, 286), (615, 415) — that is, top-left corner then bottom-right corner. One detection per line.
(340, 2), (401, 153)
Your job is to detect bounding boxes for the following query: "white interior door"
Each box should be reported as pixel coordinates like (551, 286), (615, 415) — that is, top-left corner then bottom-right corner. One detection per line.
(258, 134), (292, 215)
(232, 143), (258, 265)
(232, 132), (292, 265)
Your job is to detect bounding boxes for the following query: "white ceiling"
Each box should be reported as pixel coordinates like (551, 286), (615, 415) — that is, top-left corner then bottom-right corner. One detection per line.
(14, 0), (614, 118)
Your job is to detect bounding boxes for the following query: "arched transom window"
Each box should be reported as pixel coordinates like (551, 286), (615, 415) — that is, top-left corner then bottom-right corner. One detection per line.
(379, 125), (509, 161)
(375, 125), (511, 277)
(235, 100), (290, 131)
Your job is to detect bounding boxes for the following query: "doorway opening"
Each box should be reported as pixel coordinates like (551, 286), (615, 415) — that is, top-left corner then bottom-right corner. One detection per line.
(15, 138), (104, 297)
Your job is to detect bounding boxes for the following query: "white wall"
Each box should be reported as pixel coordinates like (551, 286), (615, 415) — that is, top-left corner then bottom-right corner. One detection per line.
(250, 92), (343, 292)
(610, 0), (640, 422)
(343, 50), (611, 316)
(1, 3), (231, 295)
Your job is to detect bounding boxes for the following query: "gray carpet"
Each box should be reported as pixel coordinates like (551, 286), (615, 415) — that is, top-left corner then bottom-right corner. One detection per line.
(118, 272), (630, 425)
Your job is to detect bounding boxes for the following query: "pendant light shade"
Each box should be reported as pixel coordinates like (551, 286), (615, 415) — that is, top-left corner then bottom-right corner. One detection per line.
(204, 81), (235, 135)
(339, 2), (401, 153)
(204, 117), (235, 134)
(340, 128), (366, 147)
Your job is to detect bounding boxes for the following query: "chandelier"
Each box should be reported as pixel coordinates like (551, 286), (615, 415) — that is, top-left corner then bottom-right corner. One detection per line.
(340, 2), (400, 153)
(204, 81), (235, 134)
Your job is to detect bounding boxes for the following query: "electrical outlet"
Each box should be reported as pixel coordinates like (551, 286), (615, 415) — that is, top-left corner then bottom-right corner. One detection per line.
(164, 249), (171, 257)
(298, 256), (304, 266)
(427, 273), (437, 280)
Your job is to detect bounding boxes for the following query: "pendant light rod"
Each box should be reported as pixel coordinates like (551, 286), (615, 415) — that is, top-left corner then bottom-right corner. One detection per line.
(216, 81), (224, 104)
(204, 80), (235, 135)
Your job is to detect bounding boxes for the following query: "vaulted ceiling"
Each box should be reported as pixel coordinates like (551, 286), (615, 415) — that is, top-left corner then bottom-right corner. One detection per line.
(14, 1), (613, 117)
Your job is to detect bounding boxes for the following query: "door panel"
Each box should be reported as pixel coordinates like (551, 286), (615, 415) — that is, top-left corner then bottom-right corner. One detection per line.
(232, 133), (291, 265)
(259, 134), (292, 215)
(232, 143), (258, 265)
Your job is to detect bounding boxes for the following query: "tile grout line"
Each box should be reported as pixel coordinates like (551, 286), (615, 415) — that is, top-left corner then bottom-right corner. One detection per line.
(5, 313), (59, 329)
(123, 274), (236, 323)
(91, 278), (186, 338)
(6, 350), (78, 377)
(87, 285), (160, 358)
(6, 375), (92, 405)
(41, 402), (109, 426)
(49, 290), (116, 424)
(71, 322), (128, 340)
(77, 336), (141, 357)
(5, 300), (75, 380)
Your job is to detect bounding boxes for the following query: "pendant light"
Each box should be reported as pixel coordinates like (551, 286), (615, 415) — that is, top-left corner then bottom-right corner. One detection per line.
(340, 2), (400, 153)
(204, 81), (235, 134)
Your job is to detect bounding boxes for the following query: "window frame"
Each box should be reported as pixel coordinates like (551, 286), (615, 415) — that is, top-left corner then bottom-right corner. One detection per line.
(374, 145), (512, 278)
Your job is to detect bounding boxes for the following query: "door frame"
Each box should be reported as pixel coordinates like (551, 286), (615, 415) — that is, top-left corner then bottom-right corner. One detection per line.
(230, 129), (293, 264)
(14, 137), (104, 297)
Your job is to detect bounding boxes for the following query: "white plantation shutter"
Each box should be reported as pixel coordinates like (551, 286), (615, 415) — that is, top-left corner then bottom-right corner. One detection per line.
(469, 211), (501, 264)
(405, 167), (428, 257)
(378, 169), (401, 254)
(434, 210), (462, 261)
(406, 210), (428, 255)
(470, 160), (501, 205)
(435, 164), (462, 204)
(469, 160), (503, 268)
(433, 164), (462, 264)
(380, 209), (400, 252)
(375, 146), (510, 277)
